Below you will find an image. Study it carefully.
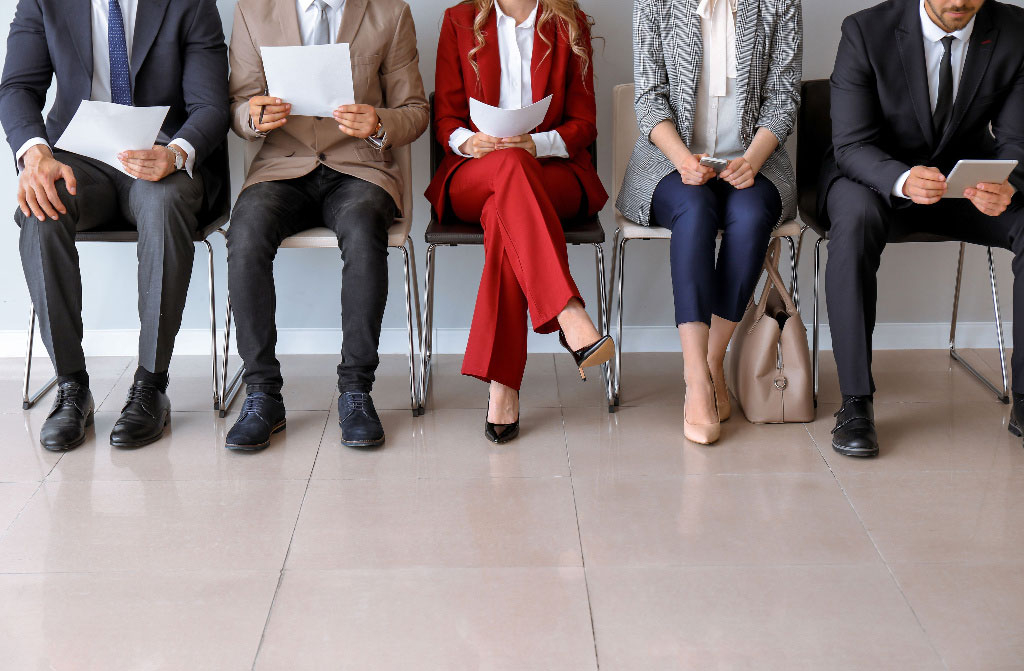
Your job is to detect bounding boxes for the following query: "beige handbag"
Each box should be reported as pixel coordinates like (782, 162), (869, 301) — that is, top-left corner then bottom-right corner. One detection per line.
(726, 239), (815, 424)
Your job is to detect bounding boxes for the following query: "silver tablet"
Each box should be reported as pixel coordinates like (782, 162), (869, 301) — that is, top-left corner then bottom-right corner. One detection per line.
(943, 159), (1019, 199)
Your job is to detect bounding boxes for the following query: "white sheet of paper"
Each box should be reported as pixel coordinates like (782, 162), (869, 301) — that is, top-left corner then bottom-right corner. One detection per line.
(470, 95), (553, 138)
(55, 101), (169, 177)
(261, 43), (355, 117)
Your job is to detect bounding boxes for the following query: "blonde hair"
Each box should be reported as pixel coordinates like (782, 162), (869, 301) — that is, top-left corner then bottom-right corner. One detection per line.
(462, 0), (595, 87)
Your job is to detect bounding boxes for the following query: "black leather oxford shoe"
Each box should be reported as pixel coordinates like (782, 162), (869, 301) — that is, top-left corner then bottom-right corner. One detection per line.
(39, 381), (95, 451)
(225, 392), (287, 451)
(109, 381), (171, 448)
(1009, 393), (1024, 443)
(339, 391), (385, 448)
(831, 396), (879, 458)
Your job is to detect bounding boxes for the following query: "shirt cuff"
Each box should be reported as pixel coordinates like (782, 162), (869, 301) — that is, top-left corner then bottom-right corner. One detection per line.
(16, 137), (50, 172)
(893, 170), (912, 199)
(169, 138), (196, 178)
(532, 131), (569, 159)
(449, 127), (475, 158)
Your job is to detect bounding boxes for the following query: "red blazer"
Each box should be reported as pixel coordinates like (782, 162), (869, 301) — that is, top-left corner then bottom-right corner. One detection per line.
(424, 4), (609, 221)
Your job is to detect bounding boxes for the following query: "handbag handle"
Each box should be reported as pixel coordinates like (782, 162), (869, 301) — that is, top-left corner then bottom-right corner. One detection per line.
(753, 238), (799, 321)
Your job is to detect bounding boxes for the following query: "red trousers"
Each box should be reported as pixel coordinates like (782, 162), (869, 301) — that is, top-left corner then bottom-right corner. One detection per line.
(447, 149), (585, 390)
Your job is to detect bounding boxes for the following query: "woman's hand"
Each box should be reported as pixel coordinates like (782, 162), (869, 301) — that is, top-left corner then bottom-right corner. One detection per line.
(459, 132), (501, 159)
(720, 157), (757, 190)
(248, 96), (290, 133)
(497, 135), (537, 157)
(677, 153), (715, 186)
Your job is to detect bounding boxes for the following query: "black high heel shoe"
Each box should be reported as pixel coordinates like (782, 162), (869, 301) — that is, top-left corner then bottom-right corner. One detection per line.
(558, 330), (614, 381)
(485, 391), (520, 444)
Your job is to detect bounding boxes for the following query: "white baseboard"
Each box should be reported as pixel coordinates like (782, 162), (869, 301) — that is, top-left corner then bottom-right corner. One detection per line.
(0, 321), (1011, 358)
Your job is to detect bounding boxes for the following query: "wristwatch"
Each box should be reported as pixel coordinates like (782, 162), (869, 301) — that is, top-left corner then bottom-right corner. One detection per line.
(365, 116), (389, 150)
(167, 144), (186, 171)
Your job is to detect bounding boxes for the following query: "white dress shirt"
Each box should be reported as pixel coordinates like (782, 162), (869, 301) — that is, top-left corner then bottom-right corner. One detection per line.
(689, 0), (744, 160)
(449, 1), (569, 159)
(296, 0), (346, 46)
(17, 0), (197, 176)
(893, 0), (975, 198)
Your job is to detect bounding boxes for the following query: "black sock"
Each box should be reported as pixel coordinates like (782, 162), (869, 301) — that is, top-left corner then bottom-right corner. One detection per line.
(57, 370), (90, 388)
(134, 366), (169, 393)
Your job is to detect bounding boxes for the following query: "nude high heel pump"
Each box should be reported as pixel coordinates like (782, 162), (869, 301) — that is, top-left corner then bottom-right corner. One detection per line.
(711, 370), (731, 422)
(684, 380), (721, 445)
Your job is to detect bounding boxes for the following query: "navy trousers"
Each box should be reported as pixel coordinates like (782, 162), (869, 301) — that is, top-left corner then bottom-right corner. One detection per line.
(651, 172), (781, 326)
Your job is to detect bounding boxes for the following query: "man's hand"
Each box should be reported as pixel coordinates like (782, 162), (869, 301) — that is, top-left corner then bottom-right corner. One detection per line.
(459, 132), (500, 159)
(720, 156), (757, 190)
(18, 145), (77, 221)
(902, 166), (947, 204)
(497, 135), (537, 157)
(249, 96), (290, 133)
(334, 104), (379, 139)
(677, 153), (715, 186)
(965, 180), (1016, 218)
(118, 145), (177, 182)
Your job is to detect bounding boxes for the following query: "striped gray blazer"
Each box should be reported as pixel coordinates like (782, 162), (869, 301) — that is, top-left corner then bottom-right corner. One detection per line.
(617, 0), (803, 227)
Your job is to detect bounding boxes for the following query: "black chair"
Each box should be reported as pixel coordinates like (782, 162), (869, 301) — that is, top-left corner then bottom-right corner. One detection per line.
(799, 79), (1010, 406)
(418, 93), (611, 414)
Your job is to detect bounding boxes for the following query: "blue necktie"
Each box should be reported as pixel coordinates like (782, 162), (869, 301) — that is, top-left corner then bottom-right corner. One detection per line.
(108, 0), (131, 105)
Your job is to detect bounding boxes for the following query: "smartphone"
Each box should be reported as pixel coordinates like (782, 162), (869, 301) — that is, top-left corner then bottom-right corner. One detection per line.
(699, 156), (730, 173)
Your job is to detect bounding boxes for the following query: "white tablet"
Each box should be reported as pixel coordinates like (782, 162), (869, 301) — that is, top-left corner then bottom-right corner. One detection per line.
(943, 159), (1019, 199)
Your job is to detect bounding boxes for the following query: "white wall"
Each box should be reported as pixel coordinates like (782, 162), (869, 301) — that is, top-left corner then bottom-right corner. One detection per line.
(1, 0), (1021, 354)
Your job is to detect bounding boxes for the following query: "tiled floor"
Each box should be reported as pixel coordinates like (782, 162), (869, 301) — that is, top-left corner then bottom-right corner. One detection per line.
(1, 350), (1022, 670)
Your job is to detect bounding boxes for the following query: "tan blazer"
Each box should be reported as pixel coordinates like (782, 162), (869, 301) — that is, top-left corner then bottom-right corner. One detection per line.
(229, 0), (429, 214)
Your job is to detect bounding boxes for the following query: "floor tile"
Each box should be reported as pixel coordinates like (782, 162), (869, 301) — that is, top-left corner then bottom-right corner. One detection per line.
(365, 354), (421, 411)
(313, 406), (569, 479)
(420, 354), (560, 410)
(564, 406), (827, 477)
(0, 480), (307, 572)
(255, 568), (597, 671)
(0, 413), (63, 482)
(970, 347), (1013, 383)
(574, 474), (878, 567)
(840, 470), (1024, 563)
(891, 562), (1024, 671)
(808, 401), (1024, 472)
(587, 565), (943, 671)
(0, 356), (133, 415)
(558, 352), (681, 408)
(47, 411), (327, 481)
(0, 571), (277, 671)
(286, 478), (581, 569)
(0, 482), (39, 534)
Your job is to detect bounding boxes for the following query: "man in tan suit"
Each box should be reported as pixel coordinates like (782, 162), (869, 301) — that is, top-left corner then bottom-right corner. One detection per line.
(225, 0), (428, 451)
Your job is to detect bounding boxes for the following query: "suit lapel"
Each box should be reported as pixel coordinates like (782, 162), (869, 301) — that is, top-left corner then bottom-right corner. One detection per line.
(530, 18), (554, 106)
(271, 0), (303, 46)
(935, 11), (997, 154)
(130, 0), (171, 82)
(67, 0), (94, 83)
(336, 0), (367, 45)
(476, 11), (501, 107)
(895, 5), (936, 148)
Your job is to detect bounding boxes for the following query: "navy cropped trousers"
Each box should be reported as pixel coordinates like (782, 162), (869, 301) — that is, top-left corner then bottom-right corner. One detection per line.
(651, 172), (781, 326)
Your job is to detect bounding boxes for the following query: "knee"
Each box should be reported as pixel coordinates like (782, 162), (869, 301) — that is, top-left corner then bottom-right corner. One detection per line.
(661, 187), (719, 236)
(226, 219), (278, 262)
(485, 147), (540, 174)
(826, 178), (887, 244)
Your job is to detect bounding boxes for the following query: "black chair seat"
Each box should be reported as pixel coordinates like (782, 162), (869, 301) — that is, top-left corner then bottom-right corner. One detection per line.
(424, 213), (605, 246)
(72, 215), (228, 244)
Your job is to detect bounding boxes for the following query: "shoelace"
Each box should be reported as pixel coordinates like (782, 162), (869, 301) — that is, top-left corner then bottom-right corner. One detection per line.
(53, 383), (83, 410)
(123, 383), (158, 416)
(344, 393), (369, 412)
(239, 394), (265, 418)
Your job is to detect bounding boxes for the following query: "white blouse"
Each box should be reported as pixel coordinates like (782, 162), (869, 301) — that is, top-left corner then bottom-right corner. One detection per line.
(689, 0), (745, 160)
(449, 1), (568, 158)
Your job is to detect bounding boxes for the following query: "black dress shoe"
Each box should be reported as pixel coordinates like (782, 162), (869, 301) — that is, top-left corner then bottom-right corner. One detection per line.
(484, 391), (520, 444)
(339, 391), (385, 448)
(831, 396), (879, 458)
(1009, 393), (1024, 441)
(558, 330), (614, 381)
(110, 381), (171, 448)
(226, 392), (286, 451)
(39, 381), (95, 451)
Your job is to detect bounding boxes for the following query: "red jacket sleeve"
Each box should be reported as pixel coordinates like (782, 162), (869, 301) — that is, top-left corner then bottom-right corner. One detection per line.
(434, 8), (470, 153)
(550, 15), (597, 157)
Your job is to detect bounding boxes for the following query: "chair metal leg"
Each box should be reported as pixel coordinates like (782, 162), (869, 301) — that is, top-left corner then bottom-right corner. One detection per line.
(417, 243), (437, 414)
(949, 243), (1011, 404)
(406, 239), (424, 416)
(22, 304), (57, 410)
(593, 242), (613, 410)
(215, 230), (245, 418)
(203, 239), (220, 411)
(399, 241), (420, 416)
(812, 236), (823, 408)
(610, 230), (628, 409)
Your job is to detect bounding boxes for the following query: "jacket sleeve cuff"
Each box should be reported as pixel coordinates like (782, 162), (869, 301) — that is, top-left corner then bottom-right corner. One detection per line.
(16, 137), (50, 173)
(532, 131), (569, 159)
(892, 170), (912, 200)
(449, 127), (475, 157)
(169, 139), (197, 178)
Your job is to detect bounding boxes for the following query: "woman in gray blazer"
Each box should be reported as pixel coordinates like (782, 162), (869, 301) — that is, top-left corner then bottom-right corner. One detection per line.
(617, 0), (801, 444)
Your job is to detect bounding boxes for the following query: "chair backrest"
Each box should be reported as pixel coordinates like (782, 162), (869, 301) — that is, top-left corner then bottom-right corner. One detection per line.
(797, 79), (832, 224)
(612, 83), (640, 205)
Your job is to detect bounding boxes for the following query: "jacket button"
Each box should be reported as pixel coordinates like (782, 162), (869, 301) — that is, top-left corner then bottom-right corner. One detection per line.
(318, 153), (326, 161)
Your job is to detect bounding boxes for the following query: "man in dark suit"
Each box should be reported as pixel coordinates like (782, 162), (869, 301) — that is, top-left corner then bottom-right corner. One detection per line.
(821, 0), (1024, 457)
(0, 0), (230, 450)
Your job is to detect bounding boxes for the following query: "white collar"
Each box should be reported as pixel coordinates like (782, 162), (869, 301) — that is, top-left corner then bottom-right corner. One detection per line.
(494, 1), (539, 30)
(919, 0), (975, 45)
(696, 0), (737, 20)
(300, 0), (344, 10)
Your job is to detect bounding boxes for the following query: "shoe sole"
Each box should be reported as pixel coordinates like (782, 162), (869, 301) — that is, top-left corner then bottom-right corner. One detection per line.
(110, 412), (171, 449)
(341, 435), (386, 449)
(225, 420), (287, 451)
(41, 412), (95, 452)
(831, 440), (879, 458)
(1010, 420), (1022, 438)
(579, 338), (615, 370)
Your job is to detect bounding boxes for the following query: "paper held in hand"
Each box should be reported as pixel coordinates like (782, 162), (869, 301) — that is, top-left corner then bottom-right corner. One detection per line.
(55, 101), (169, 177)
(261, 43), (356, 117)
(469, 95), (553, 138)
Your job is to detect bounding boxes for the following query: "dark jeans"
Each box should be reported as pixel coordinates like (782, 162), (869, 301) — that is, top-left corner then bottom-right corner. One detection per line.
(227, 166), (395, 395)
(16, 150), (204, 376)
(651, 172), (781, 325)
(825, 177), (1024, 396)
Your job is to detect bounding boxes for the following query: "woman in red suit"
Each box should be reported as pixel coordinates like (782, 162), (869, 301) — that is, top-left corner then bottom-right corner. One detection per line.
(426, 0), (612, 443)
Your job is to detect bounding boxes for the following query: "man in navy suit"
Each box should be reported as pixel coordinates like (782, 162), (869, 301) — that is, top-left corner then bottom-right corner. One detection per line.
(821, 0), (1024, 457)
(0, 0), (229, 450)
